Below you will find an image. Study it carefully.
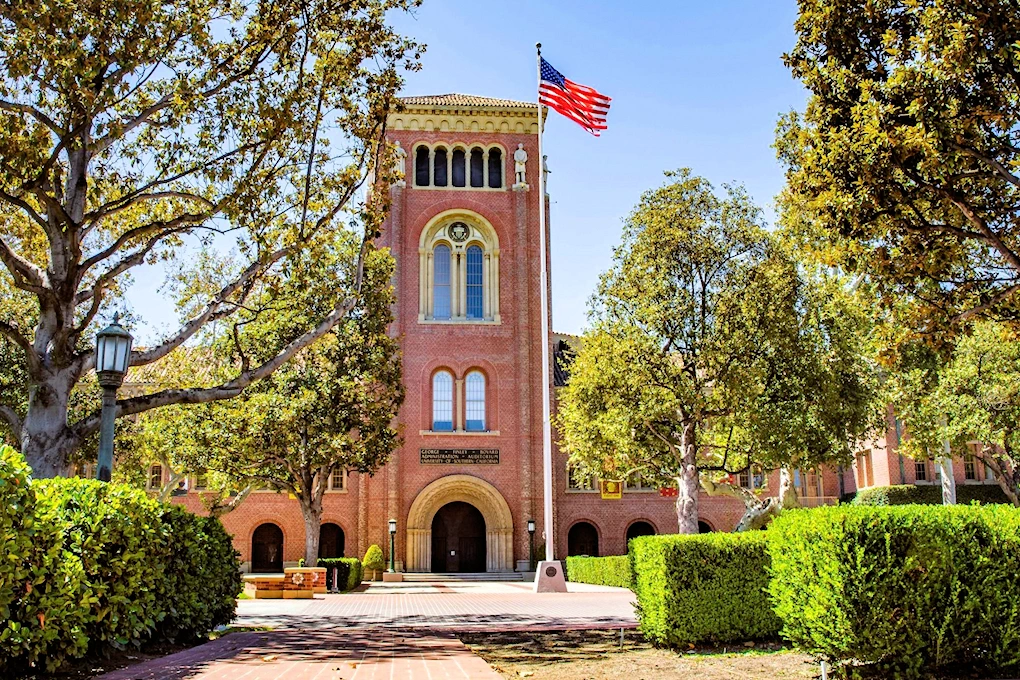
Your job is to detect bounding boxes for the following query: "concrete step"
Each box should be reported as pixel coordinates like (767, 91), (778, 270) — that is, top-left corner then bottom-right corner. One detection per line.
(401, 572), (524, 582)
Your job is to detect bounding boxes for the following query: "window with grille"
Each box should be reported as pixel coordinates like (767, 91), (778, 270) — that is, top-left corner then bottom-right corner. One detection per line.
(432, 371), (454, 431)
(466, 246), (484, 319)
(567, 463), (596, 491)
(433, 244), (451, 320)
(738, 470), (750, 488)
(329, 468), (346, 491)
(147, 463), (163, 490)
(915, 459), (927, 481)
(465, 371), (486, 431)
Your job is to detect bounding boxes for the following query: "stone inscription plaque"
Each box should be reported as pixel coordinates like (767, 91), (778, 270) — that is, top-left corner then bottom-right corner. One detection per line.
(420, 448), (499, 465)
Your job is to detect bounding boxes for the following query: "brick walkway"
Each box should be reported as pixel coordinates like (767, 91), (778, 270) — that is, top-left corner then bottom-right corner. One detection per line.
(97, 628), (500, 679)
(234, 580), (637, 631)
(96, 581), (636, 679)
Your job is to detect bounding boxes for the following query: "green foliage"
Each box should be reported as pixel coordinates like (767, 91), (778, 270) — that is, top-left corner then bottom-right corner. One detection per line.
(852, 484), (1010, 506)
(0, 446), (239, 673)
(629, 532), (780, 647)
(557, 169), (880, 531)
(768, 505), (1020, 679)
(318, 558), (364, 592)
(886, 322), (1020, 506)
(778, 0), (1020, 333)
(362, 544), (385, 574)
(565, 556), (632, 588)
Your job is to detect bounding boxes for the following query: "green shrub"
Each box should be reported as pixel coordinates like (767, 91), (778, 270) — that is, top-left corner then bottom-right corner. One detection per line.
(630, 532), (780, 647)
(362, 544), (384, 578)
(768, 505), (1020, 679)
(852, 484), (1010, 506)
(565, 555), (631, 588)
(0, 446), (240, 673)
(318, 557), (363, 592)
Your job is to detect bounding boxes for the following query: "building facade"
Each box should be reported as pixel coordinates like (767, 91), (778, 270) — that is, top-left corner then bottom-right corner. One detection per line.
(153, 95), (994, 573)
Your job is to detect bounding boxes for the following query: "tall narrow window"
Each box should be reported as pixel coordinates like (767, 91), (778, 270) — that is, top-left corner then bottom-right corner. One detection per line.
(466, 245), (483, 319)
(470, 148), (484, 187)
(465, 371), (486, 431)
(915, 460), (928, 481)
(452, 149), (466, 187)
(487, 147), (502, 188)
(148, 463), (163, 491)
(433, 146), (448, 186)
(432, 371), (454, 431)
(433, 244), (451, 320)
(415, 146), (430, 186)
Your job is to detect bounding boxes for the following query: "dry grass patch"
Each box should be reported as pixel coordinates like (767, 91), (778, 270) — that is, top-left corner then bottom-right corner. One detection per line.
(459, 629), (815, 680)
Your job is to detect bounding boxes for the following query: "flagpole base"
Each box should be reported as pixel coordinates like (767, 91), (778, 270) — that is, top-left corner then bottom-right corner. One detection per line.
(533, 560), (567, 593)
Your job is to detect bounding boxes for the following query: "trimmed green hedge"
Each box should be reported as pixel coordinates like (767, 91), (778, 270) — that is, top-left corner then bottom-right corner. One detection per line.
(565, 555), (631, 588)
(768, 505), (1020, 679)
(852, 483), (1010, 506)
(630, 532), (780, 646)
(0, 446), (240, 674)
(318, 557), (363, 592)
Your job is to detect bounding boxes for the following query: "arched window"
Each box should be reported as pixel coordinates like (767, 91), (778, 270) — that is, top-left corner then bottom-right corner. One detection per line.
(487, 147), (502, 188)
(567, 522), (599, 557)
(433, 244), (451, 320)
(626, 521), (655, 543)
(465, 245), (483, 319)
(432, 371), (454, 431)
(415, 146), (429, 186)
(465, 371), (486, 431)
(451, 148), (466, 187)
(433, 146), (448, 186)
(470, 147), (484, 187)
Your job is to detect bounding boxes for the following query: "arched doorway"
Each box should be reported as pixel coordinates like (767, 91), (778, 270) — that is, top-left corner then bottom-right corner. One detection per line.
(251, 523), (283, 573)
(319, 523), (345, 560)
(406, 474), (515, 572)
(431, 502), (486, 573)
(626, 521), (656, 543)
(568, 522), (599, 557)
(698, 521), (714, 533)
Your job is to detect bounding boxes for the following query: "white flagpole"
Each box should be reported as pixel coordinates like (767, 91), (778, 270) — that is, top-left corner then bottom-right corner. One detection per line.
(536, 42), (555, 563)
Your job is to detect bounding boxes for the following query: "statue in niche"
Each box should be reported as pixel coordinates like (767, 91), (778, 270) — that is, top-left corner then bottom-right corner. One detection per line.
(514, 143), (528, 186)
(392, 141), (407, 186)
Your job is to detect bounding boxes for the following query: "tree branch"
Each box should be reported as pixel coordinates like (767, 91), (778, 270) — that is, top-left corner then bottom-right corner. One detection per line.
(0, 404), (22, 445)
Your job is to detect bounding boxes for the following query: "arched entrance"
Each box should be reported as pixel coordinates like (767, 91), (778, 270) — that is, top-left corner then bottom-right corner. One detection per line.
(406, 474), (514, 572)
(568, 521), (599, 557)
(251, 523), (283, 573)
(319, 523), (345, 559)
(626, 520), (656, 543)
(431, 502), (486, 572)
(698, 520), (714, 533)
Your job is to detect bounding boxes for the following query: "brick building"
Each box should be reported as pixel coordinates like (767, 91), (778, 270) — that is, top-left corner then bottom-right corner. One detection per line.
(155, 95), (989, 573)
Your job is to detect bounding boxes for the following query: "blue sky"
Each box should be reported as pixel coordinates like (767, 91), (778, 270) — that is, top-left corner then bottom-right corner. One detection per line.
(394, 0), (808, 334)
(127, 1), (806, 340)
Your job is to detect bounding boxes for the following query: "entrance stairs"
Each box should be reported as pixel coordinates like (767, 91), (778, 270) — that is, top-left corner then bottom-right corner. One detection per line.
(401, 572), (524, 582)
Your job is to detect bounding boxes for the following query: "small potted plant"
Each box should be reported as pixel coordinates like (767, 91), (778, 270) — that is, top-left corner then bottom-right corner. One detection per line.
(363, 544), (385, 581)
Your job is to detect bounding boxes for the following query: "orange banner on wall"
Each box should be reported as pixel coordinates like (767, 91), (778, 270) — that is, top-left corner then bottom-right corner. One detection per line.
(600, 480), (623, 499)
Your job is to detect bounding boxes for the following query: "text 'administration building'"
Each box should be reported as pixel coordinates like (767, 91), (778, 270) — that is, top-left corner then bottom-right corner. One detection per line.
(171, 95), (846, 573)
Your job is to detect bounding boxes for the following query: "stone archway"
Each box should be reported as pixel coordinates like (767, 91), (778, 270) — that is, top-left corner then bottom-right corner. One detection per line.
(406, 474), (514, 572)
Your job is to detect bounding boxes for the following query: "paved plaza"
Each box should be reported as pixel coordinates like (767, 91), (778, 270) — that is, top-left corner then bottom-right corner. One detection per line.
(97, 580), (637, 679)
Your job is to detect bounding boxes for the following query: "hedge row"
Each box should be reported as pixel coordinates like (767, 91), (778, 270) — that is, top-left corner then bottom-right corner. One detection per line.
(852, 483), (1010, 506)
(565, 555), (631, 588)
(630, 532), (780, 646)
(318, 558), (363, 592)
(0, 446), (240, 674)
(769, 505), (1020, 679)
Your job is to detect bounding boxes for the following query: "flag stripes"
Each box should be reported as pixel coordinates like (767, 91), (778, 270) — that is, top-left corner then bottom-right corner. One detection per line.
(538, 57), (611, 136)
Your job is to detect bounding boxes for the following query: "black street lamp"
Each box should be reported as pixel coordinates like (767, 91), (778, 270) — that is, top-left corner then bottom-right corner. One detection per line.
(527, 519), (536, 571)
(388, 519), (397, 572)
(94, 313), (132, 482)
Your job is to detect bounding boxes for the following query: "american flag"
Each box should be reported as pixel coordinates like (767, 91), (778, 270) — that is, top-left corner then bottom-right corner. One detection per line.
(539, 57), (611, 137)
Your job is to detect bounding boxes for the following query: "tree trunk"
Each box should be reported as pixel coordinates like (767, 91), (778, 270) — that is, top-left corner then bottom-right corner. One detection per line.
(704, 467), (801, 532)
(299, 497), (322, 567)
(21, 374), (78, 478)
(675, 420), (700, 534)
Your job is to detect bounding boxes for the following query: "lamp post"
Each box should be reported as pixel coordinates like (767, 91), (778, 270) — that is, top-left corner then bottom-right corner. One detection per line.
(94, 314), (133, 483)
(387, 519), (397, 573)
(527, 519), (536, 571)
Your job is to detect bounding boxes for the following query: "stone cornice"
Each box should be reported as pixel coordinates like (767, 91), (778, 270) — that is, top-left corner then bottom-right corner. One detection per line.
(388, 105), (545, 135)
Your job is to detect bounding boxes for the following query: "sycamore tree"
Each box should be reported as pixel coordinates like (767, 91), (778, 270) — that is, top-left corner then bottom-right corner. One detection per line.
(887, 321), (1020, 506)
(557, 170), (880, 533)
(0, 0), (420, 476)
(777, 0), (1020, 338)
(173, 241), (403, 564)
